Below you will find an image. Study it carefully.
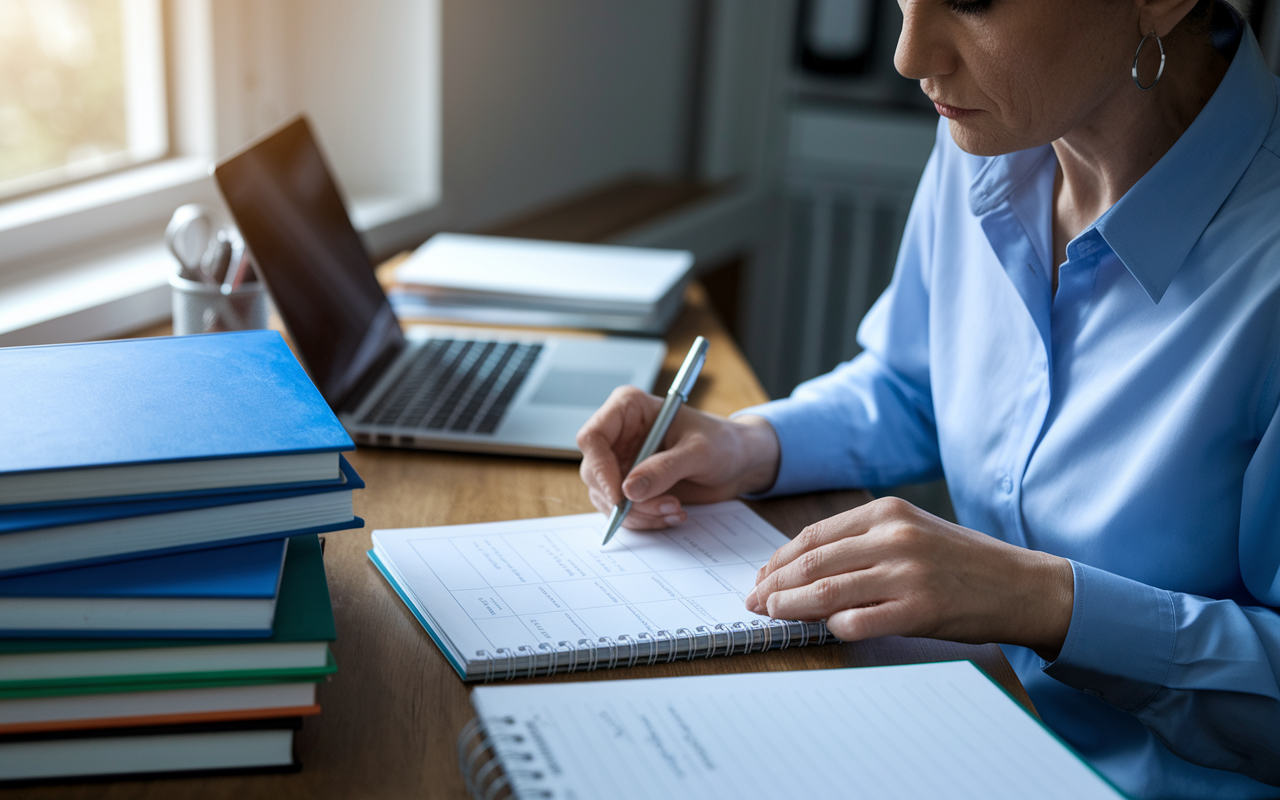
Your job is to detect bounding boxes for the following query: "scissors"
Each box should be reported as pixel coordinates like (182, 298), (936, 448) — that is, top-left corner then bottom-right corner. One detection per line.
(165, 204), (215, 283)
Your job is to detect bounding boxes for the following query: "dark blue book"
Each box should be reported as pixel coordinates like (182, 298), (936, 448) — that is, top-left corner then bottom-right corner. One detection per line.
(0, 331), (353, 509)
(0, 460), (363, 577)
(0, 539), (289, 638)
(0, 457), (363, 534)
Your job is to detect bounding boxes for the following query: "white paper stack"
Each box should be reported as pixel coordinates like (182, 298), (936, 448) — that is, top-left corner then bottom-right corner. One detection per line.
(389, 233), (695, 334)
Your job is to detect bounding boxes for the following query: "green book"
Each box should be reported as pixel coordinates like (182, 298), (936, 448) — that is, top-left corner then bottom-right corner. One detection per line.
(0, 535), (336, 698)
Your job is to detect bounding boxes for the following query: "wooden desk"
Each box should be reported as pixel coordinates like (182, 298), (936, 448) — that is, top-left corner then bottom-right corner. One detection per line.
(5, 285), (1031, 799)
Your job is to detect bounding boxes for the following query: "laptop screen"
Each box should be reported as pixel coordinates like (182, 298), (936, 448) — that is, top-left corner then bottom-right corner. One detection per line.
(213, 116), (405, 410)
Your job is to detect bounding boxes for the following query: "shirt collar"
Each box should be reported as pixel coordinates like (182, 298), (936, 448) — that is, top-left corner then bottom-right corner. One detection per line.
(968, 145), (1052, 219)
(1097, 25), (1276, 303)
(968, 22), (1278, 304)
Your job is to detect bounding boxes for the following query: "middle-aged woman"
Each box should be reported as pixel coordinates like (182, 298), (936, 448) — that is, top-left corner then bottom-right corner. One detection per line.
(577, 0), (1280, 796)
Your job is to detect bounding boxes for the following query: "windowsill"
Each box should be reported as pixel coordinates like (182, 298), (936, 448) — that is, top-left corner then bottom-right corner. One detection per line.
(0, 157), (214, 268)
(0, 157), (207, 233)
(350, 193), (439, 233)
(0, 187), (442, 347)
(0, 156), (215, 347)
(0, 239), (172, 347)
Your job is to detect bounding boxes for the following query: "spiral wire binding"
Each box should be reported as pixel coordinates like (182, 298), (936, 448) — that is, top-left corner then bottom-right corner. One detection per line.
(470, 617), (829, 681)
(458, 714), (554, 800)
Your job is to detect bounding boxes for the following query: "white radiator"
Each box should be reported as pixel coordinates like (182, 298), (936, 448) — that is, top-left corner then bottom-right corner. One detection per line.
(751, 107), (935, 398)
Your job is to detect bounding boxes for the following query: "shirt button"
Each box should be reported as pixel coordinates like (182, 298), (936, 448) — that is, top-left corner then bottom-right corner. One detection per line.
(1001, 476), (1013, 494)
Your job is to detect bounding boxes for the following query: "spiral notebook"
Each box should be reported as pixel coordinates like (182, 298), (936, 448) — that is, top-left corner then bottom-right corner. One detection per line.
(368, 501), (830, 681)
(457, 662), (1129, 800)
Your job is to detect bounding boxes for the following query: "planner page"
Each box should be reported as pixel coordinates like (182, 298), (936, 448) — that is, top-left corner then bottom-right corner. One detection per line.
(370, 501), (796, 676)
(470, 661), (1127, 800)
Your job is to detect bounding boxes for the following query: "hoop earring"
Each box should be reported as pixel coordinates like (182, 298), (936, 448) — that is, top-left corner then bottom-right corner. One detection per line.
(1132, 31), (1165, 91)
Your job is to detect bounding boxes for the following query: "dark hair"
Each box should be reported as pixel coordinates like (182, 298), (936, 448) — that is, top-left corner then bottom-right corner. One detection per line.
(1183, 0), (1243, 51)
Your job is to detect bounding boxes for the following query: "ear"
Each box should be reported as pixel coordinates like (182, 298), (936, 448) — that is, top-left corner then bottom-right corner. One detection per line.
(1135, 0), (1204, 38)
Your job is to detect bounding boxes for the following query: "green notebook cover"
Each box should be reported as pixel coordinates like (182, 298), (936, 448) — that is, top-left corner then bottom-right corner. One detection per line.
(0, 534), (336, 695)
(0, 650), (336, 699)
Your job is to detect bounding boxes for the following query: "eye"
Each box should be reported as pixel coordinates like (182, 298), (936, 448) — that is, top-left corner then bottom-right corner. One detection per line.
(945, 0), (993, 15)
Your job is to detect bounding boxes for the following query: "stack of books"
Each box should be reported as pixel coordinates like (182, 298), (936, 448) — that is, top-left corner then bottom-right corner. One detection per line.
(0, 331), (361, 784)
(388, 233), (695, 334)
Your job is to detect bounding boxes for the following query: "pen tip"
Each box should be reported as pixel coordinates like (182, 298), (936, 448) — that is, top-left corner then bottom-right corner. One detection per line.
(601, 505), (624, 546)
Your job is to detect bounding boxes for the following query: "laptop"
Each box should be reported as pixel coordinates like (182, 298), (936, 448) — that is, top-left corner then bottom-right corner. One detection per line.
(213, 117), (667, 459)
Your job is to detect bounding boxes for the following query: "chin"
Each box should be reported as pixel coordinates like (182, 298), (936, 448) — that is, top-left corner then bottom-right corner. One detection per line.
(945, 118), (1024, 158)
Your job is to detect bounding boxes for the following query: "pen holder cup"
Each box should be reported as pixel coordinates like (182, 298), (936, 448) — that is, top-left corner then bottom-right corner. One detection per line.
(169, 274), (269, 335)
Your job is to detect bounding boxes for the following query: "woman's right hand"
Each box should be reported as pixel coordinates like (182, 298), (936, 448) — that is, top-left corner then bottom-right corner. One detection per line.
(575, 385), (781, 529)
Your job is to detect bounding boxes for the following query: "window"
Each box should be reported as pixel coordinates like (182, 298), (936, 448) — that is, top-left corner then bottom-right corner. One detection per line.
(0, 0), (167, 201)
(0, 0), (441, 347)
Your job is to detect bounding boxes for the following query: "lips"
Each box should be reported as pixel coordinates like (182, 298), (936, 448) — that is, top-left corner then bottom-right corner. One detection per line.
(933, 101), (977, 119)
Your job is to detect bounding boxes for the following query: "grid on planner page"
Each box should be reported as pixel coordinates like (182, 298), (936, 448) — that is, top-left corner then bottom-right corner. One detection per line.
(372, 501), (788, 658)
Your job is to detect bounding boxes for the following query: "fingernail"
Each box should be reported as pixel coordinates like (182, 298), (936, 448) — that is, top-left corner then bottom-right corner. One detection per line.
(659, 502), (678, 515)
(626, 476), (650, 497)
(744, 589), (759, 612)
(663, 514), (683, 526)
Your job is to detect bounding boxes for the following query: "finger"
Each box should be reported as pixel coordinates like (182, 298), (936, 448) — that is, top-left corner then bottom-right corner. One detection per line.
(628, 494), (685, 520)
(744, 539), (871, 613)
(824, 602), (917, 643)
(621, 501), (687, 529)
(757, 512), (874, 584)
(590, 488), (683, 530)
(577, 388), (662, 505)
(588, 484), (686, 527)
(578, 428), (625, 506)
(587, 487), (613, 517)
(615, 509), (677, 530)
(621, 436), (706, 503)
(762, 569), (894, 621)
(758, 497), (919, 582)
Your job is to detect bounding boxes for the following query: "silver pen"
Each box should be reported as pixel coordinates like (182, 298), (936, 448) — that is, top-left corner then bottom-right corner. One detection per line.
(601, 336), (709, 546)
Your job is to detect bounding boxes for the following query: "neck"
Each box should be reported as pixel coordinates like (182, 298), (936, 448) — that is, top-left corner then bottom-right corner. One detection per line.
(1050, 24), (1230, 274)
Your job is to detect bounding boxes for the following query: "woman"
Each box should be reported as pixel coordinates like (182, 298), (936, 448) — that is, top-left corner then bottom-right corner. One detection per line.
(577, 0), (1280, 796)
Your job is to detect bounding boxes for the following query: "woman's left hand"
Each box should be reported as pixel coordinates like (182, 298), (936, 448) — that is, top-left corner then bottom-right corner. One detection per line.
(744, 497), (1075, 660)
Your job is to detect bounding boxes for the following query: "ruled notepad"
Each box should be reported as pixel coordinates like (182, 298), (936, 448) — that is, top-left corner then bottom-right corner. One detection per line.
(464, 662), (1128, 800)
(368, 501), (831, 681)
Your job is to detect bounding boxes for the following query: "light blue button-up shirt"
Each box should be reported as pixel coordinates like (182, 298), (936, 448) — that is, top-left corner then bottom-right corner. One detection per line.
(742, 23), (1280, 800)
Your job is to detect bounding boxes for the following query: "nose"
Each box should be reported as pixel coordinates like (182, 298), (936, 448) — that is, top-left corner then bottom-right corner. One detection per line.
(894, 1), (955, 81)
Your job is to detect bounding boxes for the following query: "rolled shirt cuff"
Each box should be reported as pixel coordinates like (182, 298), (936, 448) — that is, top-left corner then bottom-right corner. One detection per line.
(1043, 559), (1177, 712)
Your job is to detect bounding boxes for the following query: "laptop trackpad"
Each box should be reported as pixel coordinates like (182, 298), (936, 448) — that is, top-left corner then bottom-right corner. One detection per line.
(529, 370), (632, 407)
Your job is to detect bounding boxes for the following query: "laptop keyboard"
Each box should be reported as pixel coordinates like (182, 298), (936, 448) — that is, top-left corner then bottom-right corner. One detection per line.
(358, 339), (543, 435)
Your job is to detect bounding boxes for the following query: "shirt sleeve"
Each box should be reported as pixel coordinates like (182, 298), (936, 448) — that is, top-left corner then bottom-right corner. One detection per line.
(1043, 395), (1280, 786)
(734, 124), (949, 497)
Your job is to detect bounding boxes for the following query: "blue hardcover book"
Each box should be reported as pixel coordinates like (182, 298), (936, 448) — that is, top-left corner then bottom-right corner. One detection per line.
(0, 470), (350, 513)
(0, 457), (363, 534)
(0, 459), (364, 577)
(0, 331), (354, 508)
(0, 539), (289, 638)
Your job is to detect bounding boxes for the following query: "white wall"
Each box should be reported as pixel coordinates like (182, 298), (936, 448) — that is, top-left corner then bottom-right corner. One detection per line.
(439, 0), (699, 230)
(293, 0), (440, 218)
(211, 0), (440, 230)
(206, 0), (704, 255)
(372, 0), (701, 248)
